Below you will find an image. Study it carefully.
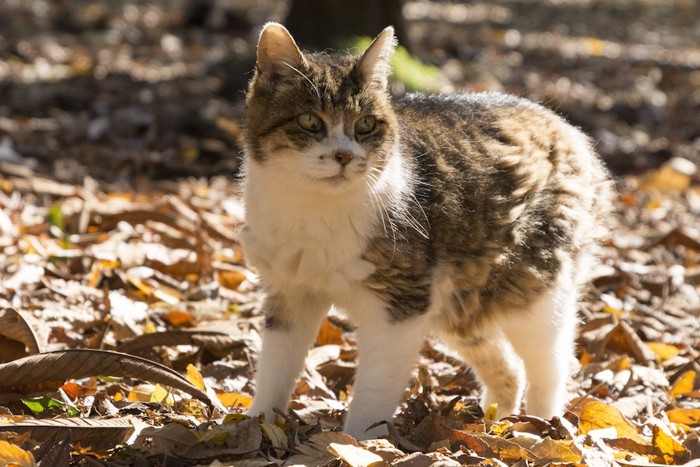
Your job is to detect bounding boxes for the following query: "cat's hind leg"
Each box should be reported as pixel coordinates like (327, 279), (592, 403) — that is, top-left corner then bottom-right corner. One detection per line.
(498, 275), (578, 418)
(441, 326), (526, 420)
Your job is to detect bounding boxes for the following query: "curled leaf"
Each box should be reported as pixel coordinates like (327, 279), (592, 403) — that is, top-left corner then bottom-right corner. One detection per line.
(0, 349), (209, 402)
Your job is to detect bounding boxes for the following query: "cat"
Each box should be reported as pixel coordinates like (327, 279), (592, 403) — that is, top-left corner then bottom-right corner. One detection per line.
(240, 22), (611, 440)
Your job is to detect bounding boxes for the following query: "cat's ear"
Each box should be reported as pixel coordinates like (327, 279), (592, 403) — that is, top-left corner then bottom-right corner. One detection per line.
(357, 26), (397, 88)
(255, 22), (306, 83)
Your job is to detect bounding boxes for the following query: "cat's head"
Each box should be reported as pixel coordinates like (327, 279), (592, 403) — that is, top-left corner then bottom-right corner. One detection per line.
(244, 22), (399, 193)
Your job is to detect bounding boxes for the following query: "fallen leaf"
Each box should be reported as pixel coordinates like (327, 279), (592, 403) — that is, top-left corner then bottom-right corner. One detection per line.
(0, 349), (209, 402)
(287, 432), (358, 467)
(0, 417), (136, 451)
(328, 442), (384, 467)
(670, 370), (697, 398)
(0, 308), (41, 357)
(579, 401), (646, 444)
(529, 436), (582, 463)
(651, 421), (690, 464)
(261, 422), (287, 457)
(217, 392), (253, 409)
(0, 439), (36, 467)
(666, 408), (700, 426)
(316, 319), (346, 346)
(646, 342), (680, 361)
(187, 364), (206, 391)
(163, 309), (196, 327)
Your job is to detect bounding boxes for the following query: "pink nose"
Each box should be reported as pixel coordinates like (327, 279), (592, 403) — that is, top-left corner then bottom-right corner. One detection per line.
(334, 151), (354, 166)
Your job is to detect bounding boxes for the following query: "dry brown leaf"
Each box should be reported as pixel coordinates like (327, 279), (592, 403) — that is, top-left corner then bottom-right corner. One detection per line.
(604, 437), (658, 457)
(603, 320), (657, 363)
(287, 432), (357, 467)
(117, 329), (242, 355)
(450, 430), (493, 457)
(162, 309), (196, 327)
(0, 417), (136, 451)
(0, 349), (209, 402)
(579, 401), (646, 444)
(0, 308), (41, 358)
(131, 422), (199, 457)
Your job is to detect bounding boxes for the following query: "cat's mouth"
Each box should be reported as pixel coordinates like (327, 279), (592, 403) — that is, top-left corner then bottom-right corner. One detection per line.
(323, 173), (349, 184)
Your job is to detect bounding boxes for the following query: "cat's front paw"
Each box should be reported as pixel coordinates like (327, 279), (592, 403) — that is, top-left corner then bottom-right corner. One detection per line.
(246, 403), (277, 425)
(343, 414), (389, 441)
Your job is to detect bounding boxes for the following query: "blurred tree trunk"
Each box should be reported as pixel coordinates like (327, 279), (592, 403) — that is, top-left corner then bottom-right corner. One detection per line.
(285, 0), (409, 51)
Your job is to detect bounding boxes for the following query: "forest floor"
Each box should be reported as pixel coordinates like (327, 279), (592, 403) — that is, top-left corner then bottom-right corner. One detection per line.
(0, 1), (699, 465)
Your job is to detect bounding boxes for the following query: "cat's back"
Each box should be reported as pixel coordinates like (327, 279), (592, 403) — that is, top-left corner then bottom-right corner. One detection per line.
(387, 91), (611, 304)
(392, 90), (609, 209)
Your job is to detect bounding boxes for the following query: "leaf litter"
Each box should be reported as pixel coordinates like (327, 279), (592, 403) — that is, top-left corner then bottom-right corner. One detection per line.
(0, 1), (699, 465)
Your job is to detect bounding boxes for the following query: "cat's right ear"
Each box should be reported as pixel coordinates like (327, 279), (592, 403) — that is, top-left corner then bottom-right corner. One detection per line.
(255, 22), (307, 86)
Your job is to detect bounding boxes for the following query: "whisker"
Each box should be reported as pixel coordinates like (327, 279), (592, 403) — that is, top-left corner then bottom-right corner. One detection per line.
(283, 62), (321, 101)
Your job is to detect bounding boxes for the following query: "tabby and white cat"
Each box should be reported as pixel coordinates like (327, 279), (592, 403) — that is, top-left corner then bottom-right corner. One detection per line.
(240, 22), (611, 439)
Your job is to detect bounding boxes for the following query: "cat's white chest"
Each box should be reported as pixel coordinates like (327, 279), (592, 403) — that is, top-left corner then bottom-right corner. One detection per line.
(241, 180), (377, 293)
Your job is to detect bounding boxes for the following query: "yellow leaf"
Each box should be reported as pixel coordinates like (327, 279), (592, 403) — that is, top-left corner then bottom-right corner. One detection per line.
(186, 364), (206, 391)
(669, 370), (696, 398)
(530, 437), (582, 463)
(666, 408), (700, 426)
(646, 342), (680, 361)
(217, 392), (253, 409)
(652, 423), (689, 464)
(0, 440), (36, 467)
(150, 384), (171, 405)
(127, 385), (152, 402)
(579, 401), (646, 444)
(328, 443), (384, 467)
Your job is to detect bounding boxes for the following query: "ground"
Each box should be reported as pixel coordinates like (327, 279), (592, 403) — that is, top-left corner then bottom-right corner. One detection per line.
(0, 1), (699, 465)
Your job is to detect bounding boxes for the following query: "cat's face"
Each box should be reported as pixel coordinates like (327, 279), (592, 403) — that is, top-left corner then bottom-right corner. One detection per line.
(244, 23), (398, 193)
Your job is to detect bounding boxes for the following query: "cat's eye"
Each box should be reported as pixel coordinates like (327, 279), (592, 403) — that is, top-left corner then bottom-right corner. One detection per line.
(297, 113), (323, 132)
(355, 115), (377, 135)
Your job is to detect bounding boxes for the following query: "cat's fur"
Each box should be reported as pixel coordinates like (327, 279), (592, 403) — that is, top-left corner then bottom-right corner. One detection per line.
(240, 23), (611, 439)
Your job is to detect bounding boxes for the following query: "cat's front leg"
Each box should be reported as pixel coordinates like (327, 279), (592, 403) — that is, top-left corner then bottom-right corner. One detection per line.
(248, 291), (329, 422)
(344, 314), (427, 440)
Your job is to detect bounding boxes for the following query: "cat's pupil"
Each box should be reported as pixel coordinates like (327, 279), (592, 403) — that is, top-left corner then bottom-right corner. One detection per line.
(355, 115), (376, 135)
(298, 113), (323, 132)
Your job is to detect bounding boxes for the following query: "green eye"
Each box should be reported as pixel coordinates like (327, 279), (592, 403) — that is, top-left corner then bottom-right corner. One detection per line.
(355, 115), (376, 135)
(297, 113), (323, 132)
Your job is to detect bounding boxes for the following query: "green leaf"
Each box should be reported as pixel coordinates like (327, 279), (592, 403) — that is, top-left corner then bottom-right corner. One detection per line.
(22, 397), (66, 415)
(48, 204), (65, 231)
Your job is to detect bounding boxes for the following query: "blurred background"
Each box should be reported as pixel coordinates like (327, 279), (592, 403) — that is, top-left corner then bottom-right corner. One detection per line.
(0, 0), (699, 187)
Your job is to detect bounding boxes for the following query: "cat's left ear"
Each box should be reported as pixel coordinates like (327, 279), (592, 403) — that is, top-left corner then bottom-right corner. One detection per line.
(357, 26), (397, 88)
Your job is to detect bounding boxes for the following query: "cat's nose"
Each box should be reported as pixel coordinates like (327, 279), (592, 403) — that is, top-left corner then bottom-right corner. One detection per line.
(334, 151), (354, 166)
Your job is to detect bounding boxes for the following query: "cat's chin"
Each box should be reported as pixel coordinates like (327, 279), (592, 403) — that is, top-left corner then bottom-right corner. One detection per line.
(311, 173), (363, 191)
